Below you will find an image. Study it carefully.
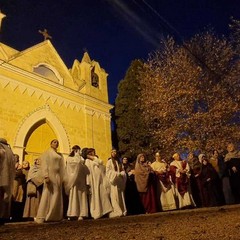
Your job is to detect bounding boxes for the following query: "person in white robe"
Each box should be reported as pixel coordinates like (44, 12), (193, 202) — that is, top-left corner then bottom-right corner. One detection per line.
(151, 152), (176, 211)
(82, 148), (112, 219)
(106, 149), (127, 218)
(23, 158), (44, 219)
(0, 138), (15, 224)
(65, 145), (89, 220)
(169, 153), (195, 209)
(34, 139), (65, 223)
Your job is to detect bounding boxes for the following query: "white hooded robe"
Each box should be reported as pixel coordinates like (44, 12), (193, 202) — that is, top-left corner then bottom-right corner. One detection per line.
(65, 155), (89, 218)
(106, 159), (127, 217)
(85, 157), (112, 219)
(35, 148), (65, 223)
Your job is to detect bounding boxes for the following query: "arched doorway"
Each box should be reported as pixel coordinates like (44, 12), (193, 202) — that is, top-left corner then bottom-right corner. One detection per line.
(24, 120), (57, 165)
(13, 105), (70, 163)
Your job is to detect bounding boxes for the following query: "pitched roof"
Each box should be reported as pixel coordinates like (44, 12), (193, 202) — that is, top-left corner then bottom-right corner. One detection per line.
(0, 42), (19, 61)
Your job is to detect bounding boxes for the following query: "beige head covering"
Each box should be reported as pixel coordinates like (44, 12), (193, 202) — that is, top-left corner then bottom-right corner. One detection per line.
(134, 153), (151, 193)
(198, 153), (205, 163)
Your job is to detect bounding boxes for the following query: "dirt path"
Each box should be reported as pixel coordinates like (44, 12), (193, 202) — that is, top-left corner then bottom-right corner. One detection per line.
(1, 205), (240, 240)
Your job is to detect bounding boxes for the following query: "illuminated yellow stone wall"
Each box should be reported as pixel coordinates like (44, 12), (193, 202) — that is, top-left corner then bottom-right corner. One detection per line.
(0, 41), (112, 164)
(24, 123), (57, 164)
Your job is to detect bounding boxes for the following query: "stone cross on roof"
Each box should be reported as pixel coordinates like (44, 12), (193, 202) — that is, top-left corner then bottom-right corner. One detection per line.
(38, 29), (52, 41)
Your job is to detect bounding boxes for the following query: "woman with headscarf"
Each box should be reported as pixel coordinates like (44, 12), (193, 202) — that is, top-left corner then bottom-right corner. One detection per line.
(134, 153), (158, 214)
(187, 152), (203, 207)
(169, 153), (195, 209)
(34, 139), (65, 223)
(23, 158), (44, 219)
(65, 145), (89, 220)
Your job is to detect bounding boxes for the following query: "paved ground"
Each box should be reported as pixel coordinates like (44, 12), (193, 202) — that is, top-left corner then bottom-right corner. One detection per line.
(1, 204), (240, 240)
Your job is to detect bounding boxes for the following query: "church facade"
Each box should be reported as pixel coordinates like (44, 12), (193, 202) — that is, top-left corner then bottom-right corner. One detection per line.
(0, 40), (113, 163)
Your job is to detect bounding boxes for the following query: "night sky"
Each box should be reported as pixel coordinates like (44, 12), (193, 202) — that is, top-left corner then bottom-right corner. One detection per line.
(0, 0), (239, 103)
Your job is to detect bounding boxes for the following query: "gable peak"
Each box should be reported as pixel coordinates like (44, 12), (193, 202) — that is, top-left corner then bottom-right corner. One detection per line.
(81, 51), (91, 63)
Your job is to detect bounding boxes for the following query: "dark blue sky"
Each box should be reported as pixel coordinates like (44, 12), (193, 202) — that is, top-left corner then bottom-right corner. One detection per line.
(0, 0), (239, 103)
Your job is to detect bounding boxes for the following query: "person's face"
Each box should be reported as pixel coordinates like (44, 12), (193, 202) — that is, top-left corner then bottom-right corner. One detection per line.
(111, 150), (117, 158)
(188, 153), (193, 160)
(15, 162), (19, 169)
(227, 144), (234, 153)
(122, 157), (128, 164)
(75, 149), (80, 155)
(202, 159), (208, 165)
(14, 154), (19, 163)
(174, 154), (180, 161)
(51, 140), (59, 149)
(200, 155), (207, 163)
(213, 150), (218, 157)
(22, 161), (29, 169)
(88, 150), (95, 156)
(35, 159), (40, 165)
(17, 164), (22, 170)
(139, 155), (145, 163)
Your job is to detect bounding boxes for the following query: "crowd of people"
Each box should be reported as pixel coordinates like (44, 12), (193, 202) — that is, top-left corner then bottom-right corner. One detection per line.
(0, 137), (240, 225)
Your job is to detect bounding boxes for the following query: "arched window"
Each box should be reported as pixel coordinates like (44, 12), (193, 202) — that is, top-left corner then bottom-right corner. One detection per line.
(91, 67), (99, 88)
(33, 64), (63, 84)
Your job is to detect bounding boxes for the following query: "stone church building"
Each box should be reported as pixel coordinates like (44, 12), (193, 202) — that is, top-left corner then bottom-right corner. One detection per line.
(0, 39), (113, 163)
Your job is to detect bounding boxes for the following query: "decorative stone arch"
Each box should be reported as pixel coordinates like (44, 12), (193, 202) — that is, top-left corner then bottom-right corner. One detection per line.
(13, 105), (70, 162)
(33, 62), (64, 84)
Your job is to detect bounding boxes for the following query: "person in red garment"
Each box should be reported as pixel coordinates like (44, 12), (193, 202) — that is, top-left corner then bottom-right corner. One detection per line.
(151, 152), (176, 211)
(169, 153), (195, 209)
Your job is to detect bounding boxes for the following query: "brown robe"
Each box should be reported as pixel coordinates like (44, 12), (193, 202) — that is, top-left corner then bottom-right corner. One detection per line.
(134, 154), (158, 213)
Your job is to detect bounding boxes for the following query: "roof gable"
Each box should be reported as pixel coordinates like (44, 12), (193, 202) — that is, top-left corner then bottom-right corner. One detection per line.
(7, 40), (77, 89)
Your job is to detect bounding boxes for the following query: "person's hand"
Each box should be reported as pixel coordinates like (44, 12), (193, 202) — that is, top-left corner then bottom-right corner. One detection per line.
(16, 164), (22, 170)
(160, 169), (167, 174)
(87, 185), (91, 195)
(130, 170), (135, 175)
(87, 155), (94, 161)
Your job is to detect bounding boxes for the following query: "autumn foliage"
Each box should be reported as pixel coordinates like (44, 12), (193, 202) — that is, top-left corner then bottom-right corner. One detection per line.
(115, 21), (240, 159)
